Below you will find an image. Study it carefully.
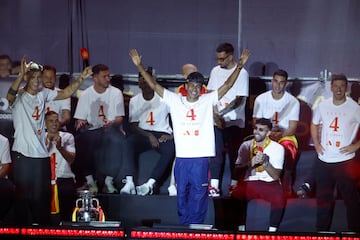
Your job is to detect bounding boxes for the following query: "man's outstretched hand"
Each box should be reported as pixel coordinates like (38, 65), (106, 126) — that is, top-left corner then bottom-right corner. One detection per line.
(129, 49), (142, 67)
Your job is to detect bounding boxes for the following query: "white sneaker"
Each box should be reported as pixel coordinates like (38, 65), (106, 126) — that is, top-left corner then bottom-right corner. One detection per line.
(120, 179), (136, 195)
(77, 182), (98, 193)
(168, 185), (177, 196)
(136, 183), (153, 196)
(208, 187), (220, 197)
(102, 182), (118, 194)
(238, 225), (246, 231)
(89, 183), (98, 193)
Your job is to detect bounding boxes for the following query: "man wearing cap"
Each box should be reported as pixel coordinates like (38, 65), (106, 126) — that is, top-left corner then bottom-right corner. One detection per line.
(6, 55), (92, 226)
(129, 48), (250, 225)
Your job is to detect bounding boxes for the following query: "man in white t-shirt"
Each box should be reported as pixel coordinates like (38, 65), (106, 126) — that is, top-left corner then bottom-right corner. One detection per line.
(6, 55), (91, 226)
(42, 65), (71, 130)
(74, 64), (126, 194)
(45, 111), (76, 222)
(0, 133), (15, 222)
(129, 48), (250, 225)
(125, 68), (175, 195)
(252, 69), (300, 197)
(207, 42), (249, 197)
(311, 73), (360, 232)
(230, 118), (285, 232)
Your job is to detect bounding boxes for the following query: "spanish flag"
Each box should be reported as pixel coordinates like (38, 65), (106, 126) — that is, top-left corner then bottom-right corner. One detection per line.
(50, 153), (60, 214)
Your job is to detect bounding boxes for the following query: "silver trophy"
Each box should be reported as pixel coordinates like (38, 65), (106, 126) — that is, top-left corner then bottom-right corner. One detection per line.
(72, 190), (103, 222)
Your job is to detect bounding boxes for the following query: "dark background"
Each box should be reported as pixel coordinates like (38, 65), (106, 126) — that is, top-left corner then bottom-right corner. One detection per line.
(1, 0), (359, 78)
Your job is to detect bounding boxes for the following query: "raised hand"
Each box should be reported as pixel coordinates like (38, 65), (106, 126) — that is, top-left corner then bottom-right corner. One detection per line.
(237, 49), (251, 69)
(80, 66), (93, 79)
(129, 49), (142, 66)
(18, 55), (28, 77)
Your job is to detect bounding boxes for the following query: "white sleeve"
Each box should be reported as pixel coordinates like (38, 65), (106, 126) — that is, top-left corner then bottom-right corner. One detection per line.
(0, 136), (11, 164)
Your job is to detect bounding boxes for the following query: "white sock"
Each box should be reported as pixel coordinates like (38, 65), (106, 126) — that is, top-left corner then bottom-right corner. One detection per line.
(146, 178), (156, 187)
(105, 176), (114, 185)
(268, 226), (277, 232)
(210, 179), (219, 189)
(85, 175), (95, 185)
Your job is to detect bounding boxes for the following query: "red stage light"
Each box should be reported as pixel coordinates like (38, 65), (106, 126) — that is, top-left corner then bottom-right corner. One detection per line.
(0, 227), (21, 235)
(20, 228), (124, 238)
(131, 230), (235, 239)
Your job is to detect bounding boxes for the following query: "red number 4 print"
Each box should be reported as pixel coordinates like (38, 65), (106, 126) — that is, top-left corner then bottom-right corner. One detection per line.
(329, 117), (339, 132)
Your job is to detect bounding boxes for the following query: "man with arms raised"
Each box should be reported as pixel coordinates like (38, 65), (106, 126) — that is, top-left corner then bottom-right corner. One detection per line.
(129, 48), (250, 224)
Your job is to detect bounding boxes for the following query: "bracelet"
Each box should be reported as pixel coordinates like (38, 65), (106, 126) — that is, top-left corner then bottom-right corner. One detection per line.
(8, 87), (17, 96)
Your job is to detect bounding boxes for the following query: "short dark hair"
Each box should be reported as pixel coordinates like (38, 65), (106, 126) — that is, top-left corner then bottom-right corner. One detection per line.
(92, 64), (109, 75)
(59, 74), (70, 89)
(331, 73), (348, 86)
(255, 118), (272, 130)
(216, 43), (234, 54)
(111, 74), (124, 91)
(45, 110), (58, 119)
(43, 65), (56, 75)
(0, 55), (12, 63)
(187, 72), (205, 85)
(273, 69), (288, 81)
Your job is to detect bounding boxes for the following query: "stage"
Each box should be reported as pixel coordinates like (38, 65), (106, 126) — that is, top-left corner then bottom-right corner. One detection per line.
(0, 224), (359, 240)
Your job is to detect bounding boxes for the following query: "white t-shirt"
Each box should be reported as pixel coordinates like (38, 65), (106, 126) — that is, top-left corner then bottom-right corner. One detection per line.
(46, 131), (76, 179)
(129, 93), (172, 134)
(253, 90), (300, 130)
(235, 139), (284, 182)
(74, 86), (125, 130)
(0, 134), (11, 178)
(12, 88), (58, 158)
(162, 89), (218, 158)
(45, 87), (71, 123)
(207, 66), (249, 128)
(312, 96), (360, 163)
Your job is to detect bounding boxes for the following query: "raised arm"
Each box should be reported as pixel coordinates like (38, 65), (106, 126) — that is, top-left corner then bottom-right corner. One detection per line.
(217, 49), (250, 100)
(129, 49), (164, 98)
(6, 55), (27, 105)
(55, 66), (92, 100)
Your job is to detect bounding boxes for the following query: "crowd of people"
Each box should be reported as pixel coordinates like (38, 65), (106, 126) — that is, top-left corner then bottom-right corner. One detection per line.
(0, 43), (359, 232)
